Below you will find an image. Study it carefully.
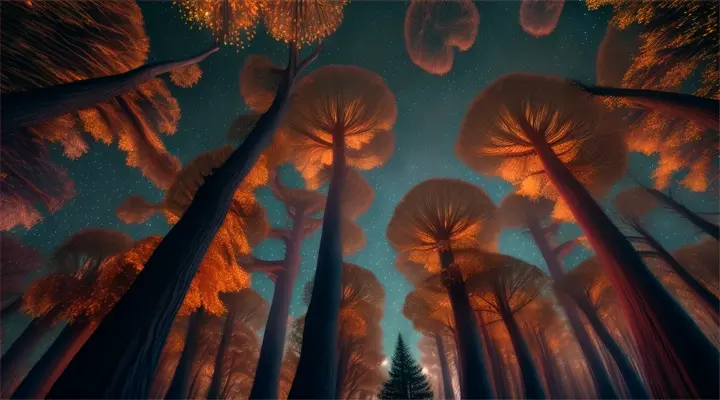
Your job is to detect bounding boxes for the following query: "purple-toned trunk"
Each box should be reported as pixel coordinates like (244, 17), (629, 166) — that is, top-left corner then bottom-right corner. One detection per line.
(528, 133), (719, 399)
(434, 334), (455, 400)
(250, 214), (304, 399)
(166, 308), (206, 399)
(207, 308), (235, 399)
(646, 188), (719, 240)
(10, 319), (97, 399)
(289, 135), (347, 398)
(47, 48), (309, 400)
(1, 48), (218, 133)
(437, 248), (492, 399)
(477, 317), (506, 399)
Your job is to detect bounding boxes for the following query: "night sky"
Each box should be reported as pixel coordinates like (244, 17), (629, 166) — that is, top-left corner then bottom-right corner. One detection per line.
(6, 1), (718, 361)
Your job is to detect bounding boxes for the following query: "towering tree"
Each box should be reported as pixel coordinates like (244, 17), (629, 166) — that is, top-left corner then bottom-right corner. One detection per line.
(379, 335), (434, 400)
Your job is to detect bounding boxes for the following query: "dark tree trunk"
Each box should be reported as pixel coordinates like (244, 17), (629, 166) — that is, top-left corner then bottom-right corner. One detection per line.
(166, 308), (205, 399)
(0, 298), (21, 320)
(497, 296), (546, 399)
(187, 363), (205, 398)
(527, 221), (618, 399)
(207, 308), (235, 399)
(250, 214), (304, 399)
(536, 331), (564, 399)
(646, 188), (719, 240)
(569, 290), (651, 399)
(47, 47), (313, 399)
(0, 306), (61, 398)
(10, 319), (97, 399)
(437, 248), (492, 399)
(529, 133), (719, 399)
(288, 135), (347, 398)
(1, 47), (218, 133)
(573, 82), (720, 131)
(434, 334), (455, 400)
(478, 318), (506, 399)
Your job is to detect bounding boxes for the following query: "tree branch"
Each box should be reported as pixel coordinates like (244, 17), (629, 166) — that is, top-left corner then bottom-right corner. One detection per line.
(297, 42), (325, 73)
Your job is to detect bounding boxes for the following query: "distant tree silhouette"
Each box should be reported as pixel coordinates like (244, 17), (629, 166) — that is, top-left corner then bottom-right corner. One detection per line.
(379, 335), (434, 400)
(404, 0), (480, 75)
(519, 0), (565, 38)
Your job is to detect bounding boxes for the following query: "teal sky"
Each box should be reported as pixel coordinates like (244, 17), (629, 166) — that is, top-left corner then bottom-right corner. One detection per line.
(6, 1), (717, 362)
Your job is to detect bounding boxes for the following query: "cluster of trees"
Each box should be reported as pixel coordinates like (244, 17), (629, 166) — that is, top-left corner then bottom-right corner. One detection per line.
(1, 0), (718, 399)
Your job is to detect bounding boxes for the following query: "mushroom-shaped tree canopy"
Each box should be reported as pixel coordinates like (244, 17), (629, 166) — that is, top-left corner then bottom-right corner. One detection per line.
(456, 73), (627, 222)
(403, 278), (456, 338)
(387, 179), (498, 271)
(282, 65), (397, 181)
(596, 24), (642, 89)
(404, 0), (480, 75)
(263, 0), (348, 47)
(239, 55), (286, 113)
(519, 0), (565, 38)
(395, 253), (434, 286)
(175, 0), (263, 47)
(497, 193), (555, 229)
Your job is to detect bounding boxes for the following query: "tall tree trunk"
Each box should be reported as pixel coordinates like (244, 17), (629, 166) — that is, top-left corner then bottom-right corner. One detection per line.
(0, 306), (61, 397)
(0, 298), (21, 320)
(436, 247), (492, 399)
(10, 319), (97, 399)
(573, 83), (720, 131)
(1, 47), (218, 133)
(434, 334), (455, 400)
(207, 308), (235, 399)
(645, 188), (719, 240)
(636, 226), (719, 324)
(250, 213), (304, 399)
(497, 295), (546, 399)
(476, 312), (504, 399)
(187, 363), (205, 398)
(528, 220), (620, 398)
(288, 134), (346, 398)
(166, 308), (205, 399)
(537, 331), (564, 399)
(569, 290), (652, 399)
(47, 46), (320, 400)
(528, 133), (719, 399)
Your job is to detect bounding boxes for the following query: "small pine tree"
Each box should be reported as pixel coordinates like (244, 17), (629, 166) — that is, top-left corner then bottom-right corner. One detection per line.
(379, 334), (434, 400)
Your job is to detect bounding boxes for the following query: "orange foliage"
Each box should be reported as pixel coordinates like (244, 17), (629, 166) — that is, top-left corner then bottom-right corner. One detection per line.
(386, 179), (499, 273)
(51, 228), (134, 277)
(263, 0), (347, 47)
(673, 239), (719, 296)
(239, 55), (285, 113)
(403, 277), (456, 336)
(456, 73), (627, 222)
(170, 64), (203, 88)
(497, 193), (554, 229)
(282, 65), (397, 183)
(116, 195), (163, 224)
(404, 0), (480, 75)
(175, 0), (263, 47)
(519, 0), (565, 38)
(563, 257), (614, 311)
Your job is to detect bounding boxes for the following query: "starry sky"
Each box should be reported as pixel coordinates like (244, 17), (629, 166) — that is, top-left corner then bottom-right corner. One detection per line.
(6, 1), (718, 361)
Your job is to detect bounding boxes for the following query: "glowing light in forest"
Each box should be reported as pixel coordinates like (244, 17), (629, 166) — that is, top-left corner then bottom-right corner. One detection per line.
(175, 0), (263, 47)
(263, 0), (348, 47)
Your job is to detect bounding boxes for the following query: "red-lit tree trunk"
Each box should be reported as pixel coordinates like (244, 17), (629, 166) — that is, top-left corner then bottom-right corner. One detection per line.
(572, 82), (720, 131)
(528, 132), (719, 399)
(47, 45), (322, 399)
(434, 334), (455, 400)
(289, 133), (347, 399)
(249, 213), (305, 399)
(10, 319), (98, 399)
(166, 308), (206, 399)
(645, 188), (719, 240)
(0, 306), (61, 398)
(527, 220), (621, 399)
(477, 316), (507, 399)
(495, 289), (547, 399)
(1, 47), (218, 133)
(535, 331), (564, 399)
(207, 307), (234, 399)
(187, 363), (205, 398)
(435, 248), (493, 399)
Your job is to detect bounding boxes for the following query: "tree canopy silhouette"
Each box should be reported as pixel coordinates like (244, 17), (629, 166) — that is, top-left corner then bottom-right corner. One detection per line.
(404, 0), (480, 75)
(519, 0), (565, 38)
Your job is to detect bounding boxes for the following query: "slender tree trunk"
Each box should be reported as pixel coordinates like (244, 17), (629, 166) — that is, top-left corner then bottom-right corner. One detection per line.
(1, 47), (218, 133)
(187, 364), (204, 398)
(638, 227), (719, 324)
(289, 134), (346, 398)
(436, 247), (492, 399)
(166, 309), (205, 399)
(434, 334), (455, 400)
(574, 83), (720, 131)
(250, 213), (304, 399)
(528, 220), (619, 398)
(645, 188), (719, 240)
(10, 319), (97, 399)
(207, 308), (235, 399)
(0, 298), (21, 320)
(528, 133), (719, 399)
(537, 332), (563, 399)
(476, 312), (504, 399)
(497, 296), (546, 399)
(47, 47), (315, 400)
(569, 291), (651, 399)
(0, 306), (61, 397)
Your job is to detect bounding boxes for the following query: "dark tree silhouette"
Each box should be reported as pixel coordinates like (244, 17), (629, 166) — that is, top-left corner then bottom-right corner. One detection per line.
(404, 0), (480, 75)
(519, 0), (565, 38)
(285, 65), (396, 399)
(456, 72), (719, 399)
(378, 335), (434, 400)
(0, 236), (42, 318)
(387, 179), (498, 398)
